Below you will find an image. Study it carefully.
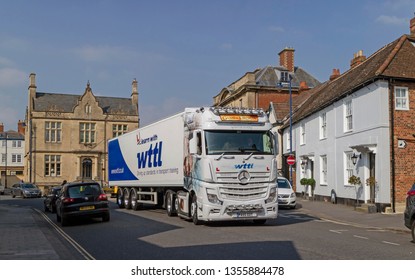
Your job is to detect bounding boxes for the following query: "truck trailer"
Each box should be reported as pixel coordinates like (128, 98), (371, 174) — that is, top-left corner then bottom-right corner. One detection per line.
(108, 107), (278, 224)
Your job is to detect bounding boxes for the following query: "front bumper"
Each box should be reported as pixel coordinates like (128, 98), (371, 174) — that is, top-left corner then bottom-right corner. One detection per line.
(199, 199), (278, 222)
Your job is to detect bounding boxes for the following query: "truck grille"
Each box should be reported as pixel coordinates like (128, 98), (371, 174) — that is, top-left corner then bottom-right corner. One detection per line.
(219, 184), (268, 201)
(216, 171), (270, 184)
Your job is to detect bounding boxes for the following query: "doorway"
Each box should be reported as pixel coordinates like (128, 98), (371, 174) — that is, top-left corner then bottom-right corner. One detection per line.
(369, 153), (376, 203)
(82, 158), (92, 180)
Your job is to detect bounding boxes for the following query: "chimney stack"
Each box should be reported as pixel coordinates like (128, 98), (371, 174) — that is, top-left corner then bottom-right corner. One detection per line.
(350, 50), (366, 68)
(410, 14), (415, 36)
(18, 120), (25, 135)
(278, 47), (295, 73)
(0, 122), (3, 133)
(330, 69), (341, 81)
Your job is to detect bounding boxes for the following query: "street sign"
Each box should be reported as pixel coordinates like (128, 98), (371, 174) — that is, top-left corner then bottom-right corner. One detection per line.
(287, 155), (296, 165)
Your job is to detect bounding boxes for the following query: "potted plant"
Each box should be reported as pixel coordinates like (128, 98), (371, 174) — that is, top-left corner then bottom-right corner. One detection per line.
(366, 176), (377, 203)
(348, 175), (361, 207)
(300, 178), (309, 198)
(308, 178), (316, 199)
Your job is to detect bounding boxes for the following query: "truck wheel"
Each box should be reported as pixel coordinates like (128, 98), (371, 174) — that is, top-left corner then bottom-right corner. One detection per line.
(130, 188), (142, 211)
(191, 194), (203, 225)
(117, 188), (125, 208)
(123, 188), (131, 209)
(166, 190), (177, 217)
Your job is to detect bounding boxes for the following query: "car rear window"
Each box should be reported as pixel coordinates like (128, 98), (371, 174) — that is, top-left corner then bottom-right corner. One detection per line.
(68, 184), (101, 198)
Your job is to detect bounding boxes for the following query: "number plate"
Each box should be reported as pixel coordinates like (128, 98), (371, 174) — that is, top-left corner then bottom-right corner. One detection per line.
(232, 212), (257, 218)
(80, 205), (95, 211)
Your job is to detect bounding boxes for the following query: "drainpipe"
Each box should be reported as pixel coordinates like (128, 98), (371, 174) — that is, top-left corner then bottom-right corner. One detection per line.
(389, 79), (396, 213)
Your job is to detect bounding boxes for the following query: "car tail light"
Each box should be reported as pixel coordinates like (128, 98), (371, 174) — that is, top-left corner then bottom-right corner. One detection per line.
(63, 197), (75, 204)
(98, 194), (108, 201)
(407, 190), (415, 197)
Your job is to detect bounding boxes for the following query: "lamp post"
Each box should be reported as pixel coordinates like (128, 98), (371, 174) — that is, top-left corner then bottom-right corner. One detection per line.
(288, 74), (293, 186)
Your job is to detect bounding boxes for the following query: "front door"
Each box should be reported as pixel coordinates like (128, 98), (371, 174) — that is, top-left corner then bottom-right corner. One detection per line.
(369, 153), (376, 203)
(82, 158), (92, 180)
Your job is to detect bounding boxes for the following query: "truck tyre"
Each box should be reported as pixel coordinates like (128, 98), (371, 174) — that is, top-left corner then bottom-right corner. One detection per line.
(166, 190), (177, 217)
(123, 188), (132, 209)
(191, 194), (203, 225)
(130, 188), (142, 211)
(117, 188), (125, 208)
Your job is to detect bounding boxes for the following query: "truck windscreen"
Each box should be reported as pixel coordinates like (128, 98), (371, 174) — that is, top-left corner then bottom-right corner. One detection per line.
(204, 130), (273, 155)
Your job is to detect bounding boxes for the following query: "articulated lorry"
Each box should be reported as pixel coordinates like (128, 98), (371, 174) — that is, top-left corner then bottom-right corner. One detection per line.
(108, 107), (278, 224)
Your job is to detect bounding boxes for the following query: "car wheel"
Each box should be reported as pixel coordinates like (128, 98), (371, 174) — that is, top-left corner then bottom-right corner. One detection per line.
(61, 215), (69, 227)
(44, 203), (49, 212)
(12, 193), (16, 198)
(191, 194), (203, 225)
(56, 212), (61, 222)
(411, 220), (415, 242)
(102, 213), (110, 222)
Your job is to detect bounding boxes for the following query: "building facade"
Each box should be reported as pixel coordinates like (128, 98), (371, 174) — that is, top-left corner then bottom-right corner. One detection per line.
(281, 18), (415, 212)
(0, 122), (25, 188)
(24, 73), (139, 190)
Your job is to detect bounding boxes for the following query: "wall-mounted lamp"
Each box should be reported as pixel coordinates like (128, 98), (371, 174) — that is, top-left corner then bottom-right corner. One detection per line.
(351, 153), (360, 166)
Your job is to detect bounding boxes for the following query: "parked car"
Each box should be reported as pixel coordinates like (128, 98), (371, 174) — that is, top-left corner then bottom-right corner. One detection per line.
(55, 181), (110, 226)
(11, 182), (42, 198)
(404, 183), (415, 241)
(277, 177), (296, 209)
(43, 186), (62, 213)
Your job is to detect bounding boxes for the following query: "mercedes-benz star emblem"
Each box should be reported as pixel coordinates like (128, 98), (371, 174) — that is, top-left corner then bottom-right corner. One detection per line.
(238, 170), (251, 184)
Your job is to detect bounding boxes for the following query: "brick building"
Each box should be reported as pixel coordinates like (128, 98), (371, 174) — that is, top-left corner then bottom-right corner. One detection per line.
(279, 16), (415, 212)
(24, 74), (139, 191)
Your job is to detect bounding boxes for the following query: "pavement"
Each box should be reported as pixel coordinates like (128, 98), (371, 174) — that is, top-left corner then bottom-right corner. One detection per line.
(0, 195), (410, 260)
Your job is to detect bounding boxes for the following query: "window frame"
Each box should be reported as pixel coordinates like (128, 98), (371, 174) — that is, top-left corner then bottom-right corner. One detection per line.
(345, 152), (354, 184)
(80, 122), (96, 144)
(45, 121), (62, 143)
(44, 154), (61, 177)
(320, 155), (327, 185)
(344, 99), (353, 132)
(395, 86), (409, 110)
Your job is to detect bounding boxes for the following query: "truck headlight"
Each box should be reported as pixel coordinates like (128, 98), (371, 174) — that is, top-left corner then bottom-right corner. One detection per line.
(206, 189), (222, 205)
(265, 187), (277, 204)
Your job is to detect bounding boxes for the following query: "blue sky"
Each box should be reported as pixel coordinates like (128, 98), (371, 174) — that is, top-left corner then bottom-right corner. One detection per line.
(0, 0), (414, 130)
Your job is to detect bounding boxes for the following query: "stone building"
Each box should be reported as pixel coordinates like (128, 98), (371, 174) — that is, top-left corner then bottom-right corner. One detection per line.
(24, 73), (139, 190)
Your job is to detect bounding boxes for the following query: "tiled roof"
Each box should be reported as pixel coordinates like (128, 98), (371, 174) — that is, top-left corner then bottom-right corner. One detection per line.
(0, 130), (24, 139)
(282, 34), (415, 128)
(255, 66), (320, 89)
(33, 92), (138, 115)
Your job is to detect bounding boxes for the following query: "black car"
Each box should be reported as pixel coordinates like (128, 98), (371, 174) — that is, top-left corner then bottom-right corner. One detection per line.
(43, 186), (62, 213)
(404, 183), (415, 241)
(56, 181), (110, 226)
(11, 183), (42, 198)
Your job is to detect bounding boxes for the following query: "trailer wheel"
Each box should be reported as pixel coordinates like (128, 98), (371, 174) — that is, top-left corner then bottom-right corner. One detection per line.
(130, 188), (143, 211)
(166, 190), (177, 217)
(191, 194), (203, 225)
(123, 188), (131, 209)
(117, 188), (125, 208)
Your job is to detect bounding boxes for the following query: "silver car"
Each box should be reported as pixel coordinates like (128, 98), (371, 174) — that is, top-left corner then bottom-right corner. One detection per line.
(12, 183), (42, 198)
(277, 177), (297, 209)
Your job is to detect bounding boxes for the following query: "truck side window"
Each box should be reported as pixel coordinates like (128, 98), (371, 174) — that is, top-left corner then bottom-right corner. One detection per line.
(196, 131), (202, 155)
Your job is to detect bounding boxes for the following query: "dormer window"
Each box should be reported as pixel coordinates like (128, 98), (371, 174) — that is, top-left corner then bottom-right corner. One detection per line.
(281, 71), (289, 82)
